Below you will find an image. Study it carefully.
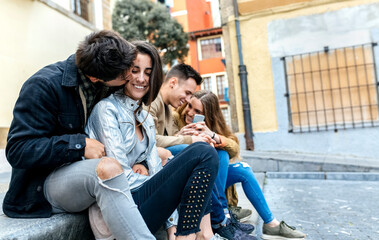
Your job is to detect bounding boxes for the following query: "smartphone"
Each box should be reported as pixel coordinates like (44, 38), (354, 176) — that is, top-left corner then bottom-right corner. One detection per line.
(192, 114), (205, 123)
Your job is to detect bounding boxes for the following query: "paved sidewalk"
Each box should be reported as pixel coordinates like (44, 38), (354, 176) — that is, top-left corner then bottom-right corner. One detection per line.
(258, 175), (379, 240)
(2, 147), (379, 239)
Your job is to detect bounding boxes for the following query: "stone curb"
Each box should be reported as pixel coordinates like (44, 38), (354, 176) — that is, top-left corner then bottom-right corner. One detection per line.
(240, 150), (379, 172)
(0, 213), (94, 240)
(240, 150), (379, 168)
(265, 171), (379, 181)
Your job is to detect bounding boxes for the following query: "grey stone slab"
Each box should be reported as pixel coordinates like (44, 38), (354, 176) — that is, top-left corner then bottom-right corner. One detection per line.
(0, 171), (10, 183)
(326, 172), (379, 181)
(0, 193), (5, 215)
(322, 163), (379, 172)
(245, 158), (279, 172)
(0, 149), (11, 174)
(0, 183), (8, 196)
(277, 160), (323, 172)
(0, 185), (93, 240)
(0, 213), (94, 240)
(241, 149), (379, 172)
(266, 172), (325, 179)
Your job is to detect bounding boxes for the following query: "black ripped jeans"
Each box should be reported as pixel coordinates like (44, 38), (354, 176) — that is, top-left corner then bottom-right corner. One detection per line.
(131, 142), (219, 236)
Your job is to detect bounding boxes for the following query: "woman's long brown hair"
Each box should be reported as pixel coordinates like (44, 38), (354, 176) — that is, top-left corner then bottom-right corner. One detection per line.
(178, 90), (239, 144)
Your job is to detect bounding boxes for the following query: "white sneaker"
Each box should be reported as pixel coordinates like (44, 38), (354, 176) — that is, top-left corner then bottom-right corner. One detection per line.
(88, 203), (115, 240)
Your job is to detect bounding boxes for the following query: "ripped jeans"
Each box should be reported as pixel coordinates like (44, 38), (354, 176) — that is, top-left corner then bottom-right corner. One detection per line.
(43, 158), (155, 240)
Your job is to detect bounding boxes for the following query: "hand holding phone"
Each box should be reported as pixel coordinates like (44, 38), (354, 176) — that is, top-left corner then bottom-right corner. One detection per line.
(192, 114), (205, 123)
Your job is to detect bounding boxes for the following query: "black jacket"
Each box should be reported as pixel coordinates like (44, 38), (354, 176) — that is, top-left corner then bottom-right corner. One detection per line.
(4, 55), (88, 217)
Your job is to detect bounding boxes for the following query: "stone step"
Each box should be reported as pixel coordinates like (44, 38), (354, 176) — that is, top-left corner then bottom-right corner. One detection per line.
(241, 150), (379, 172)
(0, 212), (94, 240)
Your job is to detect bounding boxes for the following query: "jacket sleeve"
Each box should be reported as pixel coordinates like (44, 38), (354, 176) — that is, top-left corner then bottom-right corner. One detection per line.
(86, 100), (150, 190)
(148, 98), (192, 148)
(143, 114), (163, 176)
(214, 135), (240, 160)
(6, 77), (86, 169)
(155, 135), (192, 148)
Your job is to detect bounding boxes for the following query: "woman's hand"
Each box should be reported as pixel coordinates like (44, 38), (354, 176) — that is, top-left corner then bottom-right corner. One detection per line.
(132, 164), (149, 176)
(157, 147), (173, 166)
(190, 122), (221, 144)
(199, 133), (216, 147)
(191, 133), (216, 147)
(192, 122), (213, 137)
(177, 123), (198, 136)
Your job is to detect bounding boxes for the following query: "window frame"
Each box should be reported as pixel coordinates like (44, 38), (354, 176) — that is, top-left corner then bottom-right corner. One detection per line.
(201, 72), (228, 101)
(197, 35), (225, 61)
(40, 0), (100, 30)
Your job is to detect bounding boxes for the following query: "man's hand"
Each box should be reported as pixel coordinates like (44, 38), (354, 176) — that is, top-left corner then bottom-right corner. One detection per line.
(84, 138), (105, 159)
(132, 164), (149, 176)
(157, 147), (172, 166)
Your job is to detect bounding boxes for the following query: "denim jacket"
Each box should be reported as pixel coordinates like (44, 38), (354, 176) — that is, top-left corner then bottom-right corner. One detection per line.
(4, 55), (88, 217)
(85, 90), (163, 190)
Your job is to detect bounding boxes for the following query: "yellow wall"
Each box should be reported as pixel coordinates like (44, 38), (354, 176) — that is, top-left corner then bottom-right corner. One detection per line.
(0, 0), (94, 128)
(228, 0), (379, 133)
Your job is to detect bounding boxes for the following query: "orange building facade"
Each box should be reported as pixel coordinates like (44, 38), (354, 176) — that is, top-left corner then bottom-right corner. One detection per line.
(163, 0), (232, 125)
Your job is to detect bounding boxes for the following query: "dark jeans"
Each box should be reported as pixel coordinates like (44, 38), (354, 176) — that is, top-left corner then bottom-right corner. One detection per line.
(166, 144), (229, 225)
(131, 142), (219, 236)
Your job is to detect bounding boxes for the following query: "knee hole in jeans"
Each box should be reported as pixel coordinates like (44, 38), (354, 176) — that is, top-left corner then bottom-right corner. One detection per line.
(96, 157), (123, 180)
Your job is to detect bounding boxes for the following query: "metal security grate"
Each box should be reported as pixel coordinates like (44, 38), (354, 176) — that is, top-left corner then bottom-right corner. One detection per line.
(282, 43), (379, 133)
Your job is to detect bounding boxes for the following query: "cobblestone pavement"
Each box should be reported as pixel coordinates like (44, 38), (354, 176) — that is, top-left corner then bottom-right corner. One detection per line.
(260, 178), (379, 240)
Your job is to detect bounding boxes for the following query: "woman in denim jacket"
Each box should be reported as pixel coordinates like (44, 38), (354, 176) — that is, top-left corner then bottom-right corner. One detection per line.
(86, 42), (224, 240)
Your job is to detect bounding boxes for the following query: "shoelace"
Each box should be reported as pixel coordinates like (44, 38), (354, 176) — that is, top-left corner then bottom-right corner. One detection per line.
(231, 206), (242, 213)
(282, 221), (296, 230)
(230, 213), (240, 224)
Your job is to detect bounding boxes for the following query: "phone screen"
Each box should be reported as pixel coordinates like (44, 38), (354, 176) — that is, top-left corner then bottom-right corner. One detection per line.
(192, 114), (205, 123)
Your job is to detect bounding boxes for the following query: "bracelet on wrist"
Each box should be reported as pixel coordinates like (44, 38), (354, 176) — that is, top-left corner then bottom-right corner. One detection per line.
(211, 132), (216, 139)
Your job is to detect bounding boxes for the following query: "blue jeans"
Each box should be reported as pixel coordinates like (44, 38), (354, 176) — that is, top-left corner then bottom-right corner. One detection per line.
(225, 162), (275, 223)
(166, 144), (189, 156)
(210, 149), (230, 225)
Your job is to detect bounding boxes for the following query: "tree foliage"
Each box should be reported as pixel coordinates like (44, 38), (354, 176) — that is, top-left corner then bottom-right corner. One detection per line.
(112, 0), (189, 65)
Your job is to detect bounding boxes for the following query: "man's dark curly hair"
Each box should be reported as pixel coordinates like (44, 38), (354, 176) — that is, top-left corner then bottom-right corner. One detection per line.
(76, 30), (136, 81)
(165, 63), (203, 85)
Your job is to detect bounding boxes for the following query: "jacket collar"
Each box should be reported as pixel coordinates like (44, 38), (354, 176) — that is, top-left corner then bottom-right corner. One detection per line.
(114, 89), (141, 112)
(62, 54), (79, 87)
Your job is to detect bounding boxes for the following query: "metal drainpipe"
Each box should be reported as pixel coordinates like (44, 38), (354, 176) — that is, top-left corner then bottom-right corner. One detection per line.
(233, 0), (254, 150)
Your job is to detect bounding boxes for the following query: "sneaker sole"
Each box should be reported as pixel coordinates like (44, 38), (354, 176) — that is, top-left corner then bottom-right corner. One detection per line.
(261, 234), (305, 240)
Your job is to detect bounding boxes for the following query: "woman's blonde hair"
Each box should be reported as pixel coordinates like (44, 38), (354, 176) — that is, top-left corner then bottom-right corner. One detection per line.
(177, 90), (238, 143)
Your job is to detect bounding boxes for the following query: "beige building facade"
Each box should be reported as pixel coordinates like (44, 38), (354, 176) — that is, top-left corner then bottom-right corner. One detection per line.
(221, 0), (379, 158)
(0, 0), (112, 147)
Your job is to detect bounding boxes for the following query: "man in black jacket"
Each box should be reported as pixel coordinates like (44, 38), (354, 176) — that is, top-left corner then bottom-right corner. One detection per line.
(4, 30), (156, 239)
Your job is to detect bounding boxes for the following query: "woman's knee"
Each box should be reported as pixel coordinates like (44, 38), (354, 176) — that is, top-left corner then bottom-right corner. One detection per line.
(96, 157), (123, 180)
(230, 162), (253, 179)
